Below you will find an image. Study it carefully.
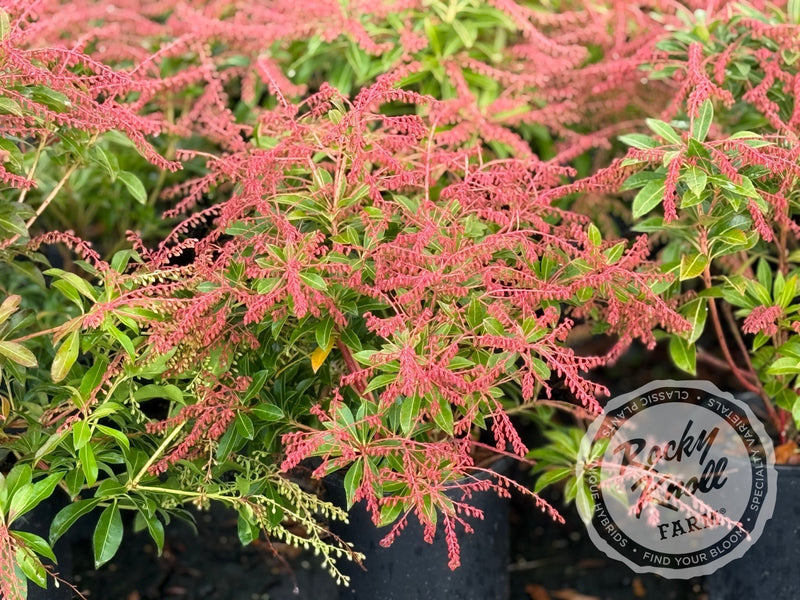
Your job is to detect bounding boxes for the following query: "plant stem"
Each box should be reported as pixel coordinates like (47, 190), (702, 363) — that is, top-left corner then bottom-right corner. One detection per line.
(128, 421), (186, 488)
(705, 283), (781, 432)
(6, 163), (78, 246)
(17, 135), (49, 205)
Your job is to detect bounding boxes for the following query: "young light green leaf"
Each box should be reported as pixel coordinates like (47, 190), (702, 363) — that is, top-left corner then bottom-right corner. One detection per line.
(679, 252), (709, 280)
(0, 341), (37, 368)
(646, 118), (683, 145)
(0, 294), (20, 324)
(52, 330), (80, 382)
(587, 223), (601, 247)
(0, 97), (22, 117)
(93, 503), (124, 569)
(693, 99), (714, 142)
(298, 271), (327, 291)
(790, 0), (800, 24)
(0, 9), (10, 41)
(683, 165), (707, 196)
(618, 133), (659, 149)
(72, 421), (92, 450)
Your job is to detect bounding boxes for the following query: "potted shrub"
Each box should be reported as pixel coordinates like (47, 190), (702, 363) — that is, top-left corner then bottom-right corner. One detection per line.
(0, 2), (695, 596)
(533, 1), (800, 595)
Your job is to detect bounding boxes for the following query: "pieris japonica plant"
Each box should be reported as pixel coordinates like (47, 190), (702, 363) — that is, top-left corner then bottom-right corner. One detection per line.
(603, 0), (800, 448)
(0, 0), (708, 597)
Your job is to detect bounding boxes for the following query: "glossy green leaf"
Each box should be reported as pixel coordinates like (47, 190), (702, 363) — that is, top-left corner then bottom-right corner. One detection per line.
(73, 421), (92, 450)
(93, 503), (123, 568)
(50, 498), (101, 545)
(669, 335), (696, 375)
(632, 181), (666, 219)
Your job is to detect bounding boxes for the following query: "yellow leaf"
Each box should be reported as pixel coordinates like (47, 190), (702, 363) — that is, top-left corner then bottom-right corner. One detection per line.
(310, 338), (336, 373)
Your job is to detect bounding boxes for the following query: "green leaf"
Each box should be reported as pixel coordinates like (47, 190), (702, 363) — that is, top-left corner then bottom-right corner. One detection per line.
(646, 118), (683, 145)
(11, 531), (56, 563)
(139, 509), (164, 556)
(251, 403), (284, 422)
(0, 341), (37, 368)
(31, 86), (71, 112)
(693, 99), (714, 142)
(51, 330), (80, 383)
(299, 271), (327, 291)
(790, 0), (800, 24)
(8, 473), (62, 525)
(79, 356), (109, 398)
(432, 395), (454, 436)
(603, 241), (626, 265)
(243, 370), (269, 403)
(679, 252), (708, 280)
(315, 316), (335, 349)
(587, 223), (601, 247)
(89, 145), (118, 180)
(237, 508), (258, 546)
(533, 468), (573, 493)
(681, 298), (707, 344)
(79, 443), (99, 486)
(0, 97), (23, 117)
(133, 384), (184, 404)
(400, 394), (421, 435)
(683, 165), (707, 196)
(0, 8), (10, 41)
(93, 503), (124, 569)
(669, 336), (696, 375)
(16, 545), (47, 588)
(618, 133), (659, 149)
(73, 421), (92, 450)
(575, 480), (595, 524)
(632, 180), (666, 219)
(766, 357), (800, 375)
(343, 460), (364, 508)
(96, 424), (130, 450)
(117, 171), (147, 204)
(235, 413), (255, 440)
(106, 324), (135, 359)
(50, 498), (101, 545)
(0, 212), (28, 237)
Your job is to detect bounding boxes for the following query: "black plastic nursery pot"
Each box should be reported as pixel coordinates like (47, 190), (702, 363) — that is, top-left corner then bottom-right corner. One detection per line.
(326, 466), (510, 600)
(707, 465), (800, 598)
